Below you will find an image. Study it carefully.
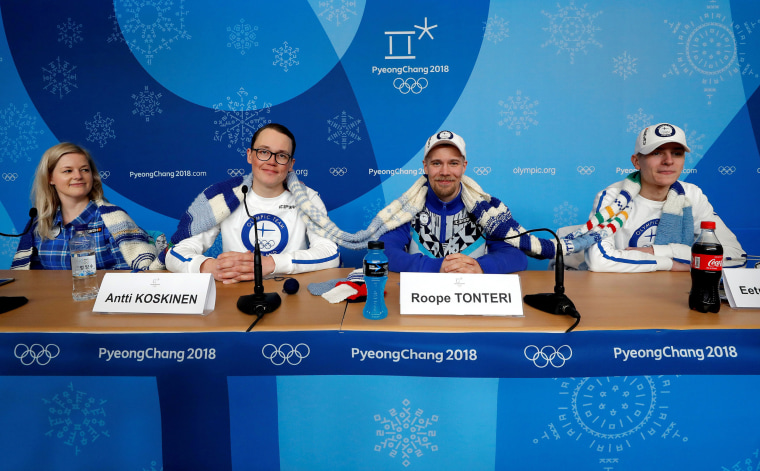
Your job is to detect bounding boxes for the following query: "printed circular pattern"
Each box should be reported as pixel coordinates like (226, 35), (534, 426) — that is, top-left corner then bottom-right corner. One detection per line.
(14, 343), (60, 366)
(571, 376), (656, 439)
(99, 170), (110, 179)
(473, 166), (491, 176)
(2, 173), (19, 182)
(576, 166), (595, 175)
(718, 166), (736, 175)
(685, 22), (737, 76)
(262, 343), (310, 365)
(228, 168), (246, 177)
(241, 213), (288, 255)
(330, 167), (348, 176)
(393, 77), (428, 95)
(524, 345), (572, 368)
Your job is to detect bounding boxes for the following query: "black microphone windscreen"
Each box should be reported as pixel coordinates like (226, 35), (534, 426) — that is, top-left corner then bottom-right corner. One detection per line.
(241, 185), (248, 194)
(28, 208), (38, 219)
(283, 278), (300, 295)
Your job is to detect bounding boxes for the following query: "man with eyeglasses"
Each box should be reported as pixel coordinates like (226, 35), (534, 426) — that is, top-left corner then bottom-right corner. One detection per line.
(165, 123), (339, 282)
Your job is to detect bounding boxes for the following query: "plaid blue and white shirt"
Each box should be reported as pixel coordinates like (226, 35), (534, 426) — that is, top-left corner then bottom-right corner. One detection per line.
(27, 201), (130, 270)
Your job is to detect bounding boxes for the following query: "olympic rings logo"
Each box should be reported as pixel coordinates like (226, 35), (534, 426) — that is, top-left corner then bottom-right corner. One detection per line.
(524, 345), (572, 368)
(260, 239), (275, 250)
(262, 343), (310, 365)
(99, 170), (110, 180)
(393, 77), (428, 95)
(577, 166), (595, 175)
(473, 167), (491, 176)
(14, 343), (60, 366)
(228, 168), (245, 177)
(330, 167), (348, 176)
(2, 173), (18, 182)
(718, 166), (736, 175)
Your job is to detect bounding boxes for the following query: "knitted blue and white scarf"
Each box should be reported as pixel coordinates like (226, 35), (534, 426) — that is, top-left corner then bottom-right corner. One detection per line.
(165, 172), (572, 261)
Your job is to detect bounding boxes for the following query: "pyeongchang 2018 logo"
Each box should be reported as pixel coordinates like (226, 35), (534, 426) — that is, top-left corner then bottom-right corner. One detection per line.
(524, 345), (572, 368)
(14, 343), (60, 366)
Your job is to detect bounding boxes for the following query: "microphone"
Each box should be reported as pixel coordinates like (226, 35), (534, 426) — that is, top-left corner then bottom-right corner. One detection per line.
(237, 185), (281, 330)
(0, 208), (35, 313)
(0, 208), (38, 237)
(282, 278), (300, 295)
(503, 228), (581, 333)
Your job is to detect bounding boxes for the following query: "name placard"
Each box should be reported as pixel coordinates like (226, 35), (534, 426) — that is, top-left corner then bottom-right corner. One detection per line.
(399, 272), (524, 316)
(93, 273), (216, 315)
(723, 269), (760, 309)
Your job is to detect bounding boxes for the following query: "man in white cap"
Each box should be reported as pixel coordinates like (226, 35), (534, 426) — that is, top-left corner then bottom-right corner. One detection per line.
(379, 130), (528, 274)
(583, 123), (745, 272)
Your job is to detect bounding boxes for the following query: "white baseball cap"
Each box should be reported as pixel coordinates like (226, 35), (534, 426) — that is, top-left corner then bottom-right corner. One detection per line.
(424, 130), (467, 160)
(634, 123), (691, 155)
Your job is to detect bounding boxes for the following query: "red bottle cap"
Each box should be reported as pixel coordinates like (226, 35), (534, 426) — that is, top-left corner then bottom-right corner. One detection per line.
(700, 221), (716, 230)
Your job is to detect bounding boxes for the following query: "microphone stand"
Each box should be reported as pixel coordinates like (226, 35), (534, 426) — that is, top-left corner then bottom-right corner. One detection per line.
(236, 186), (281, 330)
(0, 208), (36, 314)
(504, 228), (581, 332)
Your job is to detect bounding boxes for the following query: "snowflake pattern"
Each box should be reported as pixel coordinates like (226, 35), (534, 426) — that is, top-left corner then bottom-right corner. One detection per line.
(681, 123), (706, 168)
(141, 460), (163, 471)
(720, 448), (760, 471)
(663, 2), (760, 105)
(363, 198), (386, 227)
(0, 234), (20, 257)
(227, 19), (258, 55)
(117, 0), (191, 65)
(626, 108), (654, 134)
(43, 382), (110, 456)
(554, 201), (580, 228)
(541, 1), (603, 64)
(42, 57), (78, 99)
(316, 0), (358, 27)
(273, 41), (299, 72)
(213, 87), (271, 156)
(107, 9), (126, 45)
(0, 103), (44, 163)
(327, 111), (362, 150)
(534, 376), (688, 468)
(57, 18), (83, 49)
(85, 112), (116, 148)
(132, 85), (163, 122)
(483, 15), (509, 44)
(613, 51), (638, 80)
(498, 90), (539, 136)
(374, 399), (438, 467)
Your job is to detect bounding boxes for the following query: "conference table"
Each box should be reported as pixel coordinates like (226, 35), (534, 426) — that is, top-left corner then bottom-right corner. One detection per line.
(1, 269), (758, 471)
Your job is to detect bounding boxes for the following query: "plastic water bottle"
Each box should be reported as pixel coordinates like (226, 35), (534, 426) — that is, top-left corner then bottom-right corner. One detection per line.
(363, 240), (388, 320)
(689, 221), (723, 313)
(70, 226), (99, 301)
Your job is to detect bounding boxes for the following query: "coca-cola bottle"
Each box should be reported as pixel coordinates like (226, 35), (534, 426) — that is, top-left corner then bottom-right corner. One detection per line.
(689, 221), (723, 313)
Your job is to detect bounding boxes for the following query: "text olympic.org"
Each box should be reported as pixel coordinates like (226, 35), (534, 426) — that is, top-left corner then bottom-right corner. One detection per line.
(613, 345), (738, 362)
(98, 347), (217, 363)
(513, 166), (556, 176)
(351, 347), (478, 363)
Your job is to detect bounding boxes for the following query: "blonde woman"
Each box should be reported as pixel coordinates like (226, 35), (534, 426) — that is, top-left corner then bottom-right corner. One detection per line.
(12, 143), (162, 270)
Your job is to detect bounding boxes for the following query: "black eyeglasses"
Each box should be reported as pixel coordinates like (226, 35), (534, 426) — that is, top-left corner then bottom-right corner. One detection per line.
(252, 148), (292, 165)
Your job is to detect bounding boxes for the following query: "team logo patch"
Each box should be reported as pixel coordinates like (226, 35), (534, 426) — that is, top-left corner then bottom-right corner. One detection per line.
(437, 130), (454, 140)
(630, 218), (659, 247)
(241, 213), (289, 255)
(654, 124), (675, 138)
(418, 211), (430, 226)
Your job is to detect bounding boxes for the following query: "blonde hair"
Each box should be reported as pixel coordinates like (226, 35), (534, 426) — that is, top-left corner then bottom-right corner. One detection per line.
(32, 143), (104, 239)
